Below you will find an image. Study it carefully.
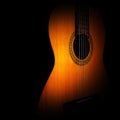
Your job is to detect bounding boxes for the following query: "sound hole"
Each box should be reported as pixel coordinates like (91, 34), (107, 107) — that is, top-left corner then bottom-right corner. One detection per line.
(73, 34), (90, 60)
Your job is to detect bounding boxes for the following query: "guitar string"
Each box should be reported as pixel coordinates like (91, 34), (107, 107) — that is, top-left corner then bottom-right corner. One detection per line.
(81, 10), (84, 95)
(79, 7), (87, 98)
(84, 8), (88, 92)
(79, 9), (80, 96)
(79, 8), (81, 97)
(83, 12), (84, 93)
(83, 8), (87, 95)
(83, 12), (84, 94)
(79, 11), (82, 94)
(81, 13), (83, 93)
(78, 5), (88, 101)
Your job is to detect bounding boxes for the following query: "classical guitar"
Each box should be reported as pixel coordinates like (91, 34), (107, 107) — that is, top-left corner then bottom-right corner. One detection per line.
(38, 4), (107, 117)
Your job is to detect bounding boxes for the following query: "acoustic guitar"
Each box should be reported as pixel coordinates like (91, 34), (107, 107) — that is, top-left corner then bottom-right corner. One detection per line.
(38, 4), (107, 117)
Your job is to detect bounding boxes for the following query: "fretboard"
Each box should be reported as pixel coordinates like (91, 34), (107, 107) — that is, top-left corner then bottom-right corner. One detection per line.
(75, 5), (89, 35)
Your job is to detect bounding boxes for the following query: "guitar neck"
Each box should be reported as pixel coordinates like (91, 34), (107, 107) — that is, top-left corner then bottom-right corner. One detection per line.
(75, 5), (89, 35)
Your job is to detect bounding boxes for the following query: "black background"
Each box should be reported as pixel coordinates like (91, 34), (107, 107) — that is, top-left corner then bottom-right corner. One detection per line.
(7, 0), (120, 119)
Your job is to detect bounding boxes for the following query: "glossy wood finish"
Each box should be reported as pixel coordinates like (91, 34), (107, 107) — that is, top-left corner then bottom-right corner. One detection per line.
(38, 5), (107, 116)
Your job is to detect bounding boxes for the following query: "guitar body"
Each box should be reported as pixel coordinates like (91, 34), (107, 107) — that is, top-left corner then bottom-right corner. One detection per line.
(38, 5), (107, 117)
